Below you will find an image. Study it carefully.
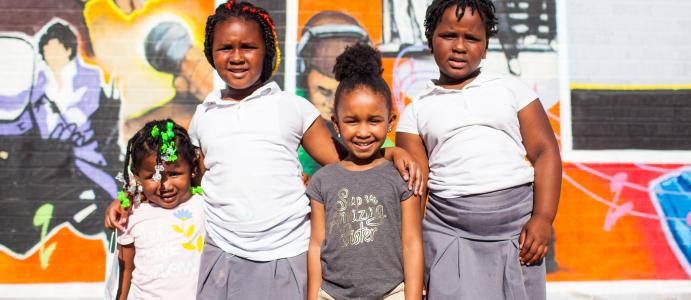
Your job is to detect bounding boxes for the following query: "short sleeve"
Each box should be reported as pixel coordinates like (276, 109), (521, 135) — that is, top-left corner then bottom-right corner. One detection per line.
(504, 75), (538, 110)
(117, 227), (134, 245)
(396, 177), (414, 202)
(384, 164), (414, 202)
(291, 95), (321, 134)
(395, 103), (418, 135)
(188, 105), (202, 148)
(305, 171), (325, 203)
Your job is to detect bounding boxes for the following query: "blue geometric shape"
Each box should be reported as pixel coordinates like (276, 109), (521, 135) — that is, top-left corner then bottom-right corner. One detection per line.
(651, 170), (691, 273)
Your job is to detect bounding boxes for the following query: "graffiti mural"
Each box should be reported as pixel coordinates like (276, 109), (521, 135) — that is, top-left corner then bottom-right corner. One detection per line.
(0, 0), (689, 293)
(0, 0), (213, 284)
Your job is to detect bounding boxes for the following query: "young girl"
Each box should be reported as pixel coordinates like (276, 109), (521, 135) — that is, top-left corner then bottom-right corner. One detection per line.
(307, 44), (424, 300)
(106, 1), (422, 299)
(116, 119), (204, 299)
(396, 0), (562, 299)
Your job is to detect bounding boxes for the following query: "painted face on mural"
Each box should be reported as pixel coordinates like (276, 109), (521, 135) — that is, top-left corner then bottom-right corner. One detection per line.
(135, 153), (193, 209)
(431, 6), (487, 89)
(307, 69), (339, 120)
(332, 87), (394, 163)
(212, 17), (266, 99)
(43, 39), (72, 74)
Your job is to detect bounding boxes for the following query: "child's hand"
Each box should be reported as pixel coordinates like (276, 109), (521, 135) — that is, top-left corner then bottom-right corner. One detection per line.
(390, 148), (423, 196)
(518, 215), (551, 266)
(104, 199), (131, 231)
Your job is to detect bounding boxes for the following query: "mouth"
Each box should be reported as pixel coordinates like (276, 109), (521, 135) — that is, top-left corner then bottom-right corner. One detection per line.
(351, 141), (375, 152)
(158, 193), (178, 203)
(448, 57), (467, 69)
(228, 68), (249, 78)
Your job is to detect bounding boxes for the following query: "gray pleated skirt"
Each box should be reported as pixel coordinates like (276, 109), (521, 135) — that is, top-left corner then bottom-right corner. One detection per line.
(423, 184), (545, 300)
(197, 237), (307, 300)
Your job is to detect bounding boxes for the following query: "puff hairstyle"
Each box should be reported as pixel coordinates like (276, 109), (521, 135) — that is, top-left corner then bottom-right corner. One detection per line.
(424, 0), (499, 48)
(122, 119), (199, 190)
(203, 1), (278, 83)
(332, 43), (393, 117)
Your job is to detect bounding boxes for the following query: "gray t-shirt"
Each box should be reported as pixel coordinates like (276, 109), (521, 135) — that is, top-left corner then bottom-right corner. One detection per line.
(306, 161), (414, 299)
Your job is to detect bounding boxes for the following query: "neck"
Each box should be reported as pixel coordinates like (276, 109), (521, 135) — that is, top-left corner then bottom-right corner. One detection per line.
(221, 80), (264, 101)
(437, 69), (481, 90)
(340, 154), (386, 171)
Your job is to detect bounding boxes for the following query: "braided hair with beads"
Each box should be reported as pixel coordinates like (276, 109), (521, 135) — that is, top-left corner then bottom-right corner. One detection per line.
(121, 119), (200, 204)
(424, 0), (498, 49)
(203, 0), (281, 83)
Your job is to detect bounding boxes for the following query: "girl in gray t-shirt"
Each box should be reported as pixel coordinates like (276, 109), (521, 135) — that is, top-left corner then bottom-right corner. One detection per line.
(306, 44), (423, 300)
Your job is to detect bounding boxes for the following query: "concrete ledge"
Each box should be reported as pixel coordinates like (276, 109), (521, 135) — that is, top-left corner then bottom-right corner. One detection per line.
(547, 280), (691, 300)
(1, 280), (690, 299)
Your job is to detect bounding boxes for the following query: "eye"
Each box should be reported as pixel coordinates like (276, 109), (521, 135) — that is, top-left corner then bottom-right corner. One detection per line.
(369, 118), (384, 124)
(317, 86), (333, 98)
(216, 44), (232, 51)
(465, 34), (481, 42)
(439, 32), (456, 40)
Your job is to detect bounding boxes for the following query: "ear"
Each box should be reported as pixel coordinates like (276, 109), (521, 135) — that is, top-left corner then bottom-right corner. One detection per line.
(388, 112), (397, 132)
(330, 115), (340, 136)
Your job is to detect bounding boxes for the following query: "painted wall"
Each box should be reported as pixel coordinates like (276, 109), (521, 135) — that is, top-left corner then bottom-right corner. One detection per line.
(0, 0), (688, 292)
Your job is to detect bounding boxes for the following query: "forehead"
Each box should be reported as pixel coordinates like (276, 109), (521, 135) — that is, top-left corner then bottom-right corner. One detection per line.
(213, 16), (264, 42)
(436, 5), (486, 33)
(137, 152), (191, 171)
(338, 87), (389, 114)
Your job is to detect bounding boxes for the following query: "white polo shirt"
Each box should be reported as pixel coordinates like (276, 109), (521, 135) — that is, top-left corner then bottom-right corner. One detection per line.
(396, 72), (537, 197)
(188, 81), (320, 261)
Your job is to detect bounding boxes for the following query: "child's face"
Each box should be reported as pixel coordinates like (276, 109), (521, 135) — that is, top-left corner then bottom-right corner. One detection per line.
(431, 6), (487, 87)
(135, 153), (193, 209)
(212, 17), (266, 92)
(332, 88), (394, 163)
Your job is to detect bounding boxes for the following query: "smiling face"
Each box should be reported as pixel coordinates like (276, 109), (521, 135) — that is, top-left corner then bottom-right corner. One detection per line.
(332, 87), (395, 165)
(431, 6), (487, 89)
(212, 17), (266, 99)
(135, 153), (193, 209)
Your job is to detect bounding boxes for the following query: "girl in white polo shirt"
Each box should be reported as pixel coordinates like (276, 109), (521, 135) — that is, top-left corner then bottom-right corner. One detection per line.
(396, 0), (561, 299)
(105, 1), (422, 299)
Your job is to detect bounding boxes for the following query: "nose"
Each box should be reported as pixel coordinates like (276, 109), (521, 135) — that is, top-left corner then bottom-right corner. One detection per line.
(229, 49), (243, 64)
(452, 39), (467, 53)
(159, 175), (172, 192)
(355, 123), (371, 138)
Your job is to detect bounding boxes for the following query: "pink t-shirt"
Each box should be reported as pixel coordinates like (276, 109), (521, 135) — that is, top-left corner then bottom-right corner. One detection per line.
(118, 195), (205, 299)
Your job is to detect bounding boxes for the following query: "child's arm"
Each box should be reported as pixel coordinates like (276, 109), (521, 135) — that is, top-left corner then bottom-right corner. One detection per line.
(381, 147), (423, 195)
(517, 100), (562, 265)
(307, 199), (326, 300)
(400, 195), (424, 300)
(302, 118), (341, 165)
(116, 244), (135, 300)
(396, 133), (430, 210)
